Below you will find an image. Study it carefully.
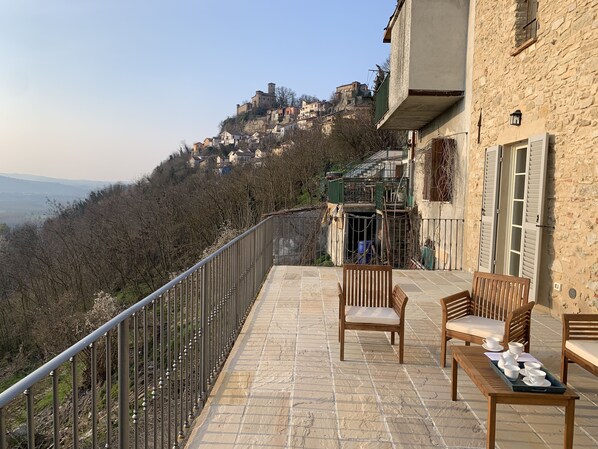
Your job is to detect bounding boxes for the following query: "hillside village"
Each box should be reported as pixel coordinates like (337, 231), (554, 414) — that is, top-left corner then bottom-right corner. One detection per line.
(188, 81), (373, 173)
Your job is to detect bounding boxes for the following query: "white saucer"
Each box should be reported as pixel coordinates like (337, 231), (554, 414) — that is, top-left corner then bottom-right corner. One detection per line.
(482, 343), (503, 352)
(522, 377), (550, 387)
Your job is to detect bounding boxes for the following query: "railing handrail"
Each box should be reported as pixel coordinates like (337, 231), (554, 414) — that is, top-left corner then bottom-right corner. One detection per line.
(342, 177), (404, 182)
(0, 217), (272, 409)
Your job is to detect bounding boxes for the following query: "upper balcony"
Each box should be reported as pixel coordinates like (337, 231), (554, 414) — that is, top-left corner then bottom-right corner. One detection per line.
(327, 150), (410, 209)
(376, 0), (469, 130)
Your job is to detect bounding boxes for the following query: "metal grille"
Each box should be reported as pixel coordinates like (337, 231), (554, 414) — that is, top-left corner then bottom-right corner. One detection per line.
(271, 210), (464, 270)
(272, 209), (328, 266)
(413, 217), (465, 271)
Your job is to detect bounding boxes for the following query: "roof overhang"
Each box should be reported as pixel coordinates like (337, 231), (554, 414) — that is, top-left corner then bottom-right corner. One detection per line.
(377, 90), (463, 130)
(383, 0), (406, 43)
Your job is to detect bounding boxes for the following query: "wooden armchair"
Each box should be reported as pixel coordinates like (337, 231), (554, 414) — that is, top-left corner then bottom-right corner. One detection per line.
(440, 272), (533, 367)
(561, 314), (598, 383)
(338, 264), (408, 362)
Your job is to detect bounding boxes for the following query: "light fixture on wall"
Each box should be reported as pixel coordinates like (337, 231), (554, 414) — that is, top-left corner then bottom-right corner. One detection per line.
(509, 109), (522, 126)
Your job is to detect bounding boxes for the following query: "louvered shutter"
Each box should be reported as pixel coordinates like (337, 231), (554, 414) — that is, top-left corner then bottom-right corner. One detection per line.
(423, 148), (431, 200)
(519, 133), (548, 302)
(478, 145), (501, 273)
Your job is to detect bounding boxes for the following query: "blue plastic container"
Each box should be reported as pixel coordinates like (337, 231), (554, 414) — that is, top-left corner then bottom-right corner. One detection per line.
(357, 240), (374, 264)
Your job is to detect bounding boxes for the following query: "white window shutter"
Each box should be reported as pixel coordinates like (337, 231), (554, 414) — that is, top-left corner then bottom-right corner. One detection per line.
(520, 133), (549, 302)
(478, 145), (502, 273)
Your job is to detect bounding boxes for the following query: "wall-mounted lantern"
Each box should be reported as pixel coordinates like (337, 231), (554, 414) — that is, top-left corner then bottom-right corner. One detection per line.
(509, 109), (522, 126)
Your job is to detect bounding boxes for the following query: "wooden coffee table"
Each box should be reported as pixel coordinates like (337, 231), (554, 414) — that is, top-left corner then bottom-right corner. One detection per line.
(451, 346), (579, 449)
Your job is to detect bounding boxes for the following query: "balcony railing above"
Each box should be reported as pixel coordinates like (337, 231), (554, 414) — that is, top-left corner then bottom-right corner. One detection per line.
(327, 178), (408, 208)
(374, 74), (390, 123)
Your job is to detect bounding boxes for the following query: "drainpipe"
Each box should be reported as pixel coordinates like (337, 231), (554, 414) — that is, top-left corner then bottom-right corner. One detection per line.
(409, 130), (416, 207)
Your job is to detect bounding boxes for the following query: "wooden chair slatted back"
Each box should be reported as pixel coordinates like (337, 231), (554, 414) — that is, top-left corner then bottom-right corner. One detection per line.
(564, 314), (598, 340)
(343, 264), (393, 308)
(471, 272), (530, 321)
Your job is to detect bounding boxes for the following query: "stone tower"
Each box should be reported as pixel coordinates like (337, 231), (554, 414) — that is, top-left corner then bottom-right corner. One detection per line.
(268, 83), (275, 95)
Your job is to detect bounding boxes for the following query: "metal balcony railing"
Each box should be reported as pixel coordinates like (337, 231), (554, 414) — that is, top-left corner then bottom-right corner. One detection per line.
(0, 218), (274, 449)
(327, 178), (344, 204)
(340, 213), (464, 270)
(410, 217), (465, 270)
(328, 178), (408, 208)
(271, 210), (328, 266)
(374, 74), (390, 124)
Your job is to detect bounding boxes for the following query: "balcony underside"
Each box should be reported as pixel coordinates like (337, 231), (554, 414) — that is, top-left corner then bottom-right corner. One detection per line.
(186, 266), (598, 449)
(378, 91), (463, 130)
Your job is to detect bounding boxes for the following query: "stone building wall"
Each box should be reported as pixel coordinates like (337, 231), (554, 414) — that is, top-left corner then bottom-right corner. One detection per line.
(242, 117), (268, 134)
(465, 0), (597, 314)
(236, 102), (252, 115)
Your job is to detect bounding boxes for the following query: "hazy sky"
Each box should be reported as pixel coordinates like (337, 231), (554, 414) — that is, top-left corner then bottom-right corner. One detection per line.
(0, 1), (391, 182)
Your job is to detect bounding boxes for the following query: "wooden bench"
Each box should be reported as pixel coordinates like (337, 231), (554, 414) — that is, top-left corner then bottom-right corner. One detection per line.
(338, 264), (408, 362)
(561, 314), (598, 384)
(440, 271), (533, 367)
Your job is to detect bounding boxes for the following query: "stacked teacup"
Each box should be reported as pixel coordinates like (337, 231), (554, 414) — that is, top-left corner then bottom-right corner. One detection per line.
(498, 350), (520, 380)
(521, 361), (548, 386)
(508, 341), (524, 358)
(497, 341), (525, 380)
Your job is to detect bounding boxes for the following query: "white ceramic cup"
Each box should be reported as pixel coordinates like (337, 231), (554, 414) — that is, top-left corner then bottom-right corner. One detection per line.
(527, 368), (547, 384)
(523, 361), (541, 372)
(508, 341), (524, 356)
(484, 337), (500, 349)
(503, 364), (520, 380)
(501, 350), (516, 364)
(498, 351), (515, 370)
(498, 356), (506, 370)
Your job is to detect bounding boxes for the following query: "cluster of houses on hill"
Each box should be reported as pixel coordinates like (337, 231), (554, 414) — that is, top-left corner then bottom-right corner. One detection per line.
(189, 81), (373, 173)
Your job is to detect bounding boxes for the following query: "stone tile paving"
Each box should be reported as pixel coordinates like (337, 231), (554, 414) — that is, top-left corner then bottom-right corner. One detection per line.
(186, 266), (598, 449)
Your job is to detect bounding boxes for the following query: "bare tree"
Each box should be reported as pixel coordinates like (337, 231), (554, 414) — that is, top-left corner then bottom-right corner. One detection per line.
(296, 94), (320, 107)
(275, 86), (297, 108)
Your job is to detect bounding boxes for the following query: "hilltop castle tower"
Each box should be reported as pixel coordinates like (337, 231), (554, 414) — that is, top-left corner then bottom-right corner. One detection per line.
(251, 83), (277, 111)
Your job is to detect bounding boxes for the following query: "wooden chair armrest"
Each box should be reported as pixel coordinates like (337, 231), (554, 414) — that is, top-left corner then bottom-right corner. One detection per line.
(440, 290), (471, 323)
(392, 285), (408, 320)
(562, 313), (598, 340)
(338, 282), (345, 318)
(504, 301), (535, 340)
(507, 301), (535, 319)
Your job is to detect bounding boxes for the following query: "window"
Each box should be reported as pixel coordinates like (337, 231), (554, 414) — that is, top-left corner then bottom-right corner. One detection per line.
(423, 138), (455, 202)
(515, 0), (538, 48)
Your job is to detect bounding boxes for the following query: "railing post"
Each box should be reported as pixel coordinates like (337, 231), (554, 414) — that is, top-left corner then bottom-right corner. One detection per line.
(253, 227), (257, 297)
(234, 239), (240, 333)
(118, 319), (130, 449)
(200, 265), (209, 402)
(70, 357), (78, 449)
(0, 408), (5, 449)
(25, 388), (34, 448)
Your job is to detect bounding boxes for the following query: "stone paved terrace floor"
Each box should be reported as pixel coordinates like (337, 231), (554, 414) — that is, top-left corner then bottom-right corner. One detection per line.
(186, 266), (598, 449)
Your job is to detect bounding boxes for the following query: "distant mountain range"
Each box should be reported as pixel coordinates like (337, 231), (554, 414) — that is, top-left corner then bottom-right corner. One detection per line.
(0, 174), (112, 227)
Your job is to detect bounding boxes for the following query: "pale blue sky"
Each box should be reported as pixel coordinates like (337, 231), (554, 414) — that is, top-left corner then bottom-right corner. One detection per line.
(0, 1), (391, 182)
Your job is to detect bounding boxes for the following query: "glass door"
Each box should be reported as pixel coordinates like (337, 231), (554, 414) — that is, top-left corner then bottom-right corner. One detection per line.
(507, 145), (527, 275)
